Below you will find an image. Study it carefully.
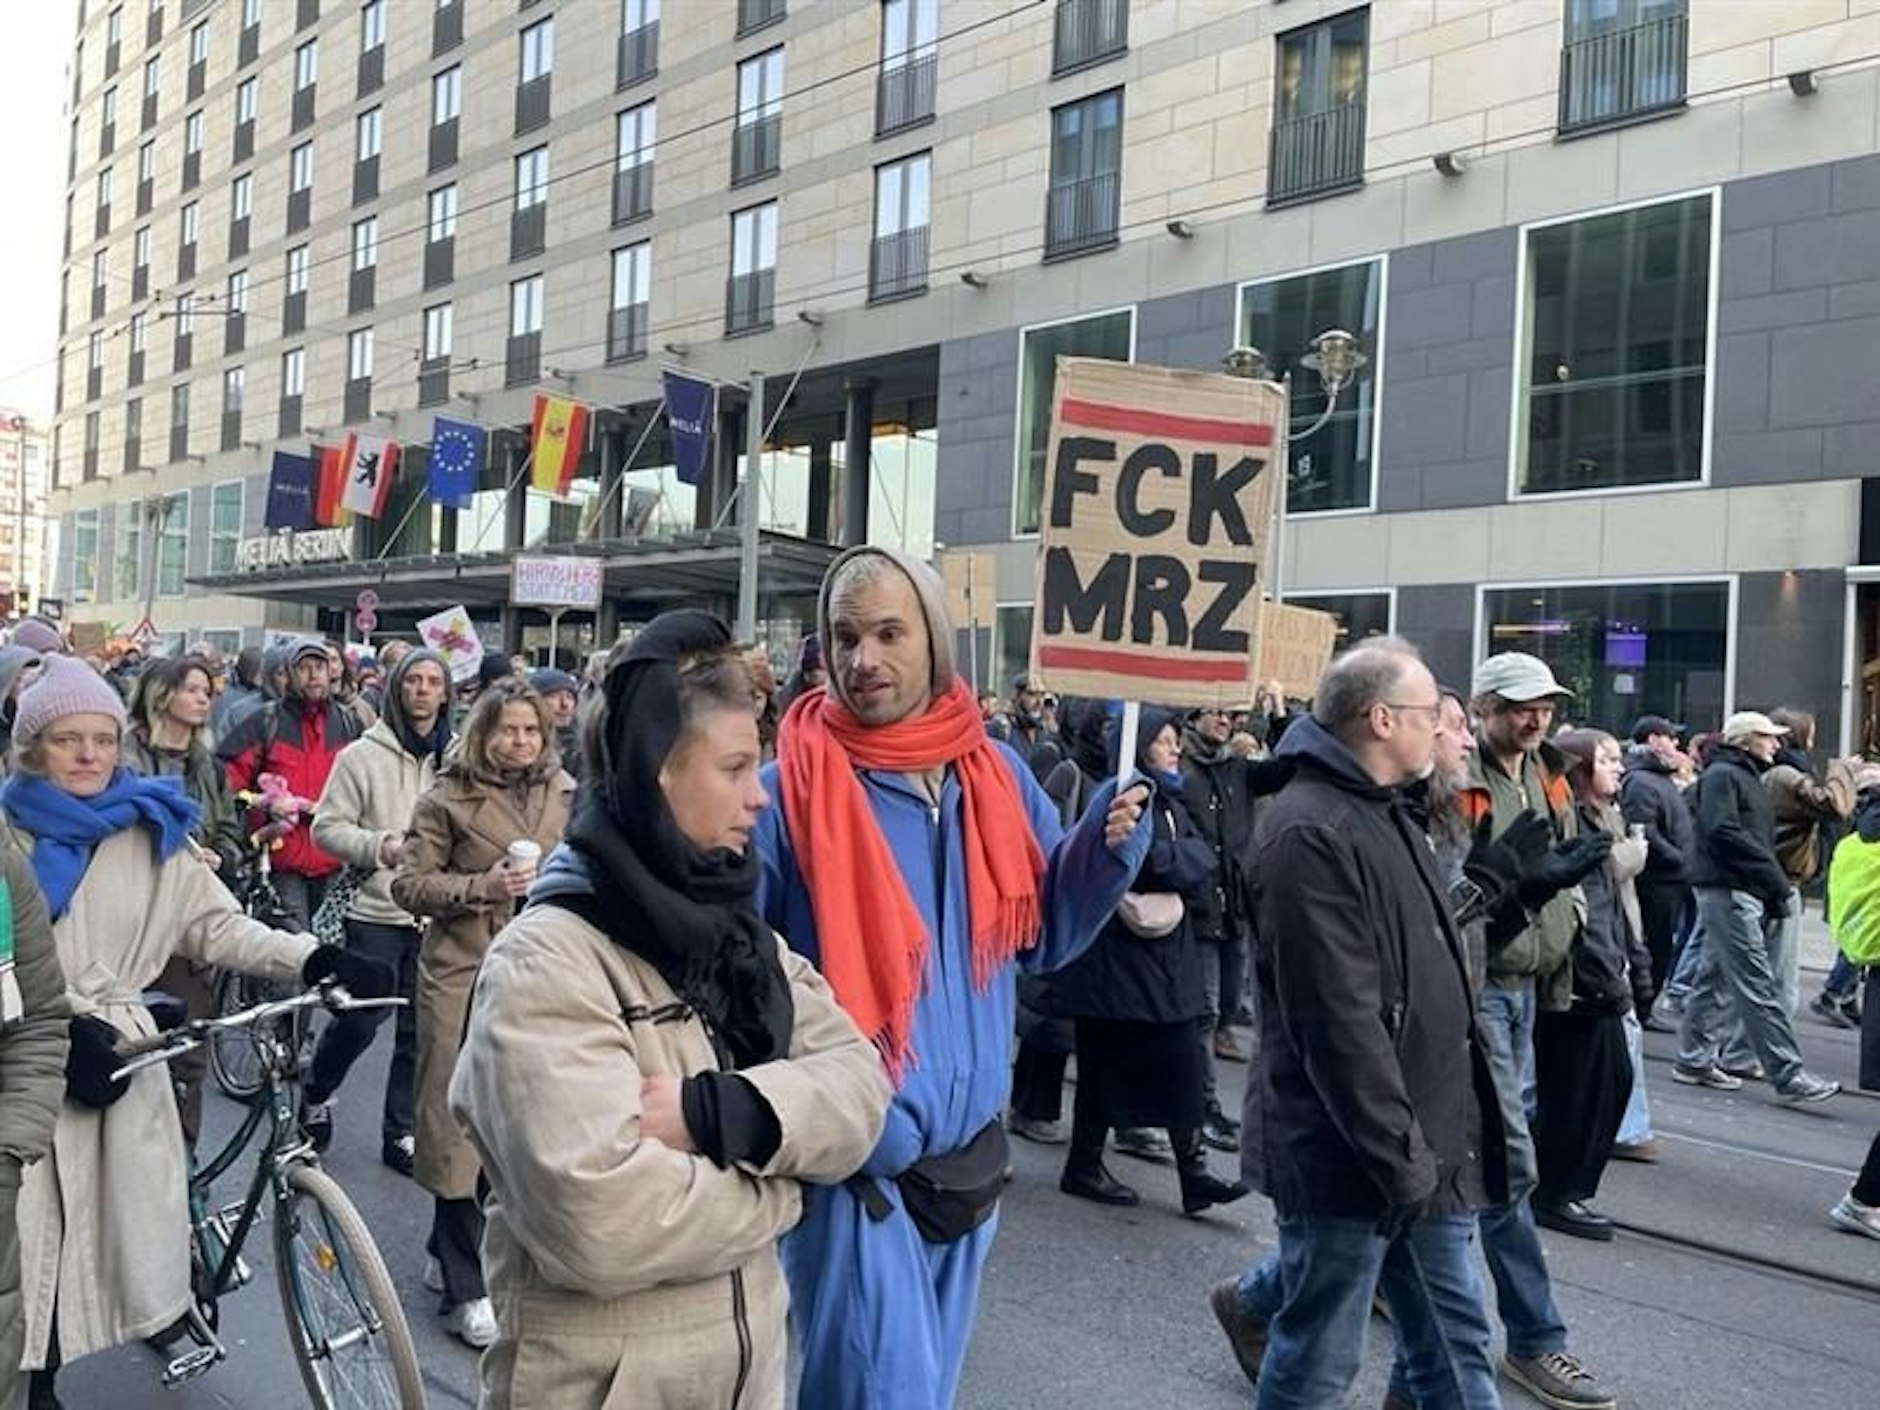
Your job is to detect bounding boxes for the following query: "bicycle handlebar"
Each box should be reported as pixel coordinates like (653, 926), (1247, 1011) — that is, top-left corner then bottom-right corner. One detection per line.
(110, 981), (406, 1082)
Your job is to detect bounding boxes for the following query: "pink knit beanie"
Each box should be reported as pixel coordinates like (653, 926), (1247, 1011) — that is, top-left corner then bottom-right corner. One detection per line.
(13, 655), (128, 744)
(11, 618), (66, 656)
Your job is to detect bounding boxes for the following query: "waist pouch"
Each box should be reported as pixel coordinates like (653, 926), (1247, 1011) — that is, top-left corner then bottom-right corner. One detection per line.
(849, 1119), (1010, 1244)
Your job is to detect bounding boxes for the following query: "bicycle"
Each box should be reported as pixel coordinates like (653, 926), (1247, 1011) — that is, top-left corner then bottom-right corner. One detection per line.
(114, 981), (428, 1408)
(210, 807), (313, 1101)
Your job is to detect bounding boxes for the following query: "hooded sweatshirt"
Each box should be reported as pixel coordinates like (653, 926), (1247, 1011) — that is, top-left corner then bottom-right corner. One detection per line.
(0, 647), (44, 772)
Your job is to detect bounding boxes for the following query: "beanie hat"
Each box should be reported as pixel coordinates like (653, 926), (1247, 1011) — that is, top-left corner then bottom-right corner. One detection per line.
(529, 667), (579, 698)
(11, 617), (66, 656)
(796, 632), (823, 675)
(14, 654), (129, 744)
(816, 546), (955, 714)
(477, 654), (514, 690)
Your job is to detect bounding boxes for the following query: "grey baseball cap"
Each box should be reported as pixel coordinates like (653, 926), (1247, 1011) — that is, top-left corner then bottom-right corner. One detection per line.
(1471, 651), (1571, 703)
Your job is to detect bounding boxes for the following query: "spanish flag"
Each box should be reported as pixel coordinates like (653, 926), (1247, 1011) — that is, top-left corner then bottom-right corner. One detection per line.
(530, 393), (589, 498)
(312, 443), (351, 528)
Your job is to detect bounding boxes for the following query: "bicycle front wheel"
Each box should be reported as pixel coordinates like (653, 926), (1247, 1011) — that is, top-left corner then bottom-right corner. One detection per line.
(208, 970), (272, 1100)
(274, 1163), (426, 1409)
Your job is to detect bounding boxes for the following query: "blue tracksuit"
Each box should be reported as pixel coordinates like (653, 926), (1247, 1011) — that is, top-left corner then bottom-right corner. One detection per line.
(755, 745), (1148, 1409)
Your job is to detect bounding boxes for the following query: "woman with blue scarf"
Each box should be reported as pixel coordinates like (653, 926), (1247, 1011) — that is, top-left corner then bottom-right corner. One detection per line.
(1047, 705), (1252, 1217)
(0, 656), (388, 1409)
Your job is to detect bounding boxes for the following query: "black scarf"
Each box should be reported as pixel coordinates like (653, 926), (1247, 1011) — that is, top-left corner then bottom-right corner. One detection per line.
(559, 610), (792, 1069)
(381, 648), (454, 766)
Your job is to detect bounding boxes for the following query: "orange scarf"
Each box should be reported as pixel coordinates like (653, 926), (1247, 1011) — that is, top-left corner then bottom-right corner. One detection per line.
(776, 677), (1047, 1078)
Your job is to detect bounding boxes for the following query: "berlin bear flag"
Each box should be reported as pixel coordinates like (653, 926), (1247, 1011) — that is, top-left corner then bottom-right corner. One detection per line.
(339, 432), (400, 519)
(1029, 357), (1285, 710)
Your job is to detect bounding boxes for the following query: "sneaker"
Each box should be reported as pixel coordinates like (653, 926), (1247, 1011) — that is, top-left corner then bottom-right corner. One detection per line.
(1008, 1113), (1067, 1145)
(1720, 1059), (1766, 1082)
(1503, 1350), (1617, 1410)
(444, 1296), (498, 1349)
(297, 1096), (335, 1152)
(1208, 1278), (1268, 1388)
(382, 1133), (417, 1178)
(1776, 1070), (1840, 1105)
(1113, 1127), (1174, 1163)
(1810, 993), (1859, 1030)
(1829, 1193), (1880, 1240)
(422, 1255), (445, 1294)
(1672, 1063), (1742, 1091)
(1201, 1113), (1240, 1153)
(1610, 1136), (1660, 1163)
(1212, 1029), (1250, 1064)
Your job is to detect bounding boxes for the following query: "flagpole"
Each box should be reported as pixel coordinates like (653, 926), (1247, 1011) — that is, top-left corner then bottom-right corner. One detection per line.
(587, 402), (665, 528)
(737, 370), (764, 642)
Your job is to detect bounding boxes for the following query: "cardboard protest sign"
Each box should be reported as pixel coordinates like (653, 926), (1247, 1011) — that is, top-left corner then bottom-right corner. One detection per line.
(416, 605), (485, 683)
(1029, 358), (1285, 709)
(1256, 601), (1339, 702)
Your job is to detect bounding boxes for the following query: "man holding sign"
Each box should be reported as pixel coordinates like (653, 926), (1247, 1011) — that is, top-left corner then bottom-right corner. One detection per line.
(755, 545), (1151, 1410)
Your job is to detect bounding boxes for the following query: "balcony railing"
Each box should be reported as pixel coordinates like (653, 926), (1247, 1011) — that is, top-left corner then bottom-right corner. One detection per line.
(618, 21), (657, 88)
(424, 236), (454, 291)
(417, 359), (449, 408)
(738, 0), (785, 36)
(876, 51), (936, 135)
(607, 303), (649, 362)
(506, 332), (541, 388)
(292, 84), (316, 133)
(612, 162), (653, 224)
(279, 394), (303, 437)
(344, 377), (372, 423)
(511, 203), (547, 261)
(1044, 170), (1119, 259)
(1559, 11), (1688, 134)
(726, 270), (775, 335)
(434, 0), (463, 56)
(732, 115), (781, 185)
(429, 117), (459, 172)
(870, 225), (929, 301)
(1267, 99), (1365, 206)
(515, 75), (551, 136)
(1053, 0), (1128, 75)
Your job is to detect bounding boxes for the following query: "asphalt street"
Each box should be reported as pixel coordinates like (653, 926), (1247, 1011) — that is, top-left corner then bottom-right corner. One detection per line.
(54, 920), (1880, 1409)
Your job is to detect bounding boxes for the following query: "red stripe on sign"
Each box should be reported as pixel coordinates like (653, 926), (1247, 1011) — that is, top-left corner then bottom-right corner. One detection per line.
(1037, 644), (1251, 683)
(1058, 398), (1275, 446)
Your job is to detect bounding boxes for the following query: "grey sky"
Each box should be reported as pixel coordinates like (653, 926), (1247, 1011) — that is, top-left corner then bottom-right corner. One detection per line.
(0, 0), (79, 420)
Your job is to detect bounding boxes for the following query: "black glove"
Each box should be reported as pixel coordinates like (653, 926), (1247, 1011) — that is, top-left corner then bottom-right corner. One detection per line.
(1244, 758), (1296, 798)
(1461, 813), (1553, 907)
(1517, 831), (1613, 909)
(66, 1013), (133, 1110)
(301, 946), (396, 1000)
(1375, 1195), (1428, 1242)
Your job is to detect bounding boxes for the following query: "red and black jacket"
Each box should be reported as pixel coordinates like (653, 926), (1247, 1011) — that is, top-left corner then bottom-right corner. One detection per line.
(219, 698), (361, 878)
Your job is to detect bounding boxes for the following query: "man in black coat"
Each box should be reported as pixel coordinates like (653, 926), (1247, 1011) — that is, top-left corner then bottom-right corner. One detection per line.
(1224, 639), (1507, 1407)
(1620, 715), (1694, 1013)
(1674, 711), (1839, 1102)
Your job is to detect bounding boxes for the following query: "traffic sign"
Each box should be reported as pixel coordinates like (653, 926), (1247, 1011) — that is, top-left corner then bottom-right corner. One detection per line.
(356, 588), (380, 611)
(355, 610), (378, 634)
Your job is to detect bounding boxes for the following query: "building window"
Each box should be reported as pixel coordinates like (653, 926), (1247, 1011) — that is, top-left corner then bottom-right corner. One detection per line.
(348, 327), (374, 380)
(115, 503), (142, 603)
(223, 366), (243, 415)
(189, 20), (208, 66)
(143, 56), (159, 98)
(282, 346), (304, 396)
(138, 141), (155, 185)
(361, 0), (386, 51)
(1045, 88), (1121, 259)
(1283, 590), (1393, 649)
(1052, 0), (1128, 76)
(350, 216), (378, 271)
(727, 202), (777, 334)
(870, 151), (929, 301)
(620, 0), (658, 86)
(510, 275), (543, 336)
(295, 39), (318, 89)
(613, 102), (654, 223)
(515, 147), (549, 210)
(1015, 307), (1133, 534)
(608, 242), (650, 361)
(356, 106), (382, 161)
(73, 509), (100, 599)
(1561, 0), (1688, 135)
(1270, 8), (1367, 205)
(423, 303), (452, 360)
(290, 141), (313, 192)
(158, 492), (188, 597)
(737, 0), (784, 37)
(433, 65), (460, 123)
(129, 310), (147, 354)
(877, 0), (936, 134)
(209, 481), (242, 574)
(227, 267), (249, 313)
(286, 243), (309, 294)
(133, 224), (151, 268)
(1515, 191), (1713, 496)
(520, 17), (553, 81)
(428, 183), (458, 240)
(733, 49), (784, 184)
(1481, 578), (1729, 732)
(235, 76), (256, 124)
(244, 0), (263, 25)
(183, 109), (202, 156)
(179, 198), (197, 245)
(232, 172), (253, 219)
(169, 381), (190, 459)
(994, 604), (1034, 696)
(1238, 257), (1381, 515)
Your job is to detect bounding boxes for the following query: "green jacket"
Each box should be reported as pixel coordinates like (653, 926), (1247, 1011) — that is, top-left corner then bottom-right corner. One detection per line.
(123, 731), (246, 876)
(1460, 742), (1582, 1011)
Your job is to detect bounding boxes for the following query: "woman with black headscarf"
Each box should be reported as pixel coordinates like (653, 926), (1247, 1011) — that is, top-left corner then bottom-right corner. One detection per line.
(448, 610), (888, 1409)
(1049, 706), (1251, 1216)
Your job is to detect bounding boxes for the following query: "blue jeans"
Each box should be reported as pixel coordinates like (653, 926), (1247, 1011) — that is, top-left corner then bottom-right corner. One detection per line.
(1678, 887), (1806, 1086)
(1250, 1215), (1499, 1410)
(1474, 976), (1570, 1357)
(1823, 953), (1860, 1002)
(1617, 1008), (1654, 1146)
(1664, 914), (1706, 1005)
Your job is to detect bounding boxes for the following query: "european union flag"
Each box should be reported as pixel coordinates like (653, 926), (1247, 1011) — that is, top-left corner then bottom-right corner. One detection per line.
(428, 416), (483, 510)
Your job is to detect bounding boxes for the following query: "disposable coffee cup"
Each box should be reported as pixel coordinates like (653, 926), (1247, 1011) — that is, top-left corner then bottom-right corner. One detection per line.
(507, 840), (542, 870)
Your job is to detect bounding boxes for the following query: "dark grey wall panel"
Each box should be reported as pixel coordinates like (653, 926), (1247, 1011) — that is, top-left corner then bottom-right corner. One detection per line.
(1395, 583), (1477, 694)
(1734, 569), (1844, 747)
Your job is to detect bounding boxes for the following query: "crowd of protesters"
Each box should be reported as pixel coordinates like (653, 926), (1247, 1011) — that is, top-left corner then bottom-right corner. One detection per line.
(0, 580), (1877, 1410)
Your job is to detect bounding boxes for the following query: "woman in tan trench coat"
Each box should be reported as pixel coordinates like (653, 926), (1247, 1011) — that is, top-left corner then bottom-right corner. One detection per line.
(450, 611), (888, 1409)
(391, 678), (573, 1348)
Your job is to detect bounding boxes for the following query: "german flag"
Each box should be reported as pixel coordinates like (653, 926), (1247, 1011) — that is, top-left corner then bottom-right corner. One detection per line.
(312, 443), (350, 527)
(529, 393), (589, 498)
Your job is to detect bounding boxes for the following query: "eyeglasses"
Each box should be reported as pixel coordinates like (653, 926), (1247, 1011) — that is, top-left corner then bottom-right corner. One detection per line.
(1380, 701), (1443, 723)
